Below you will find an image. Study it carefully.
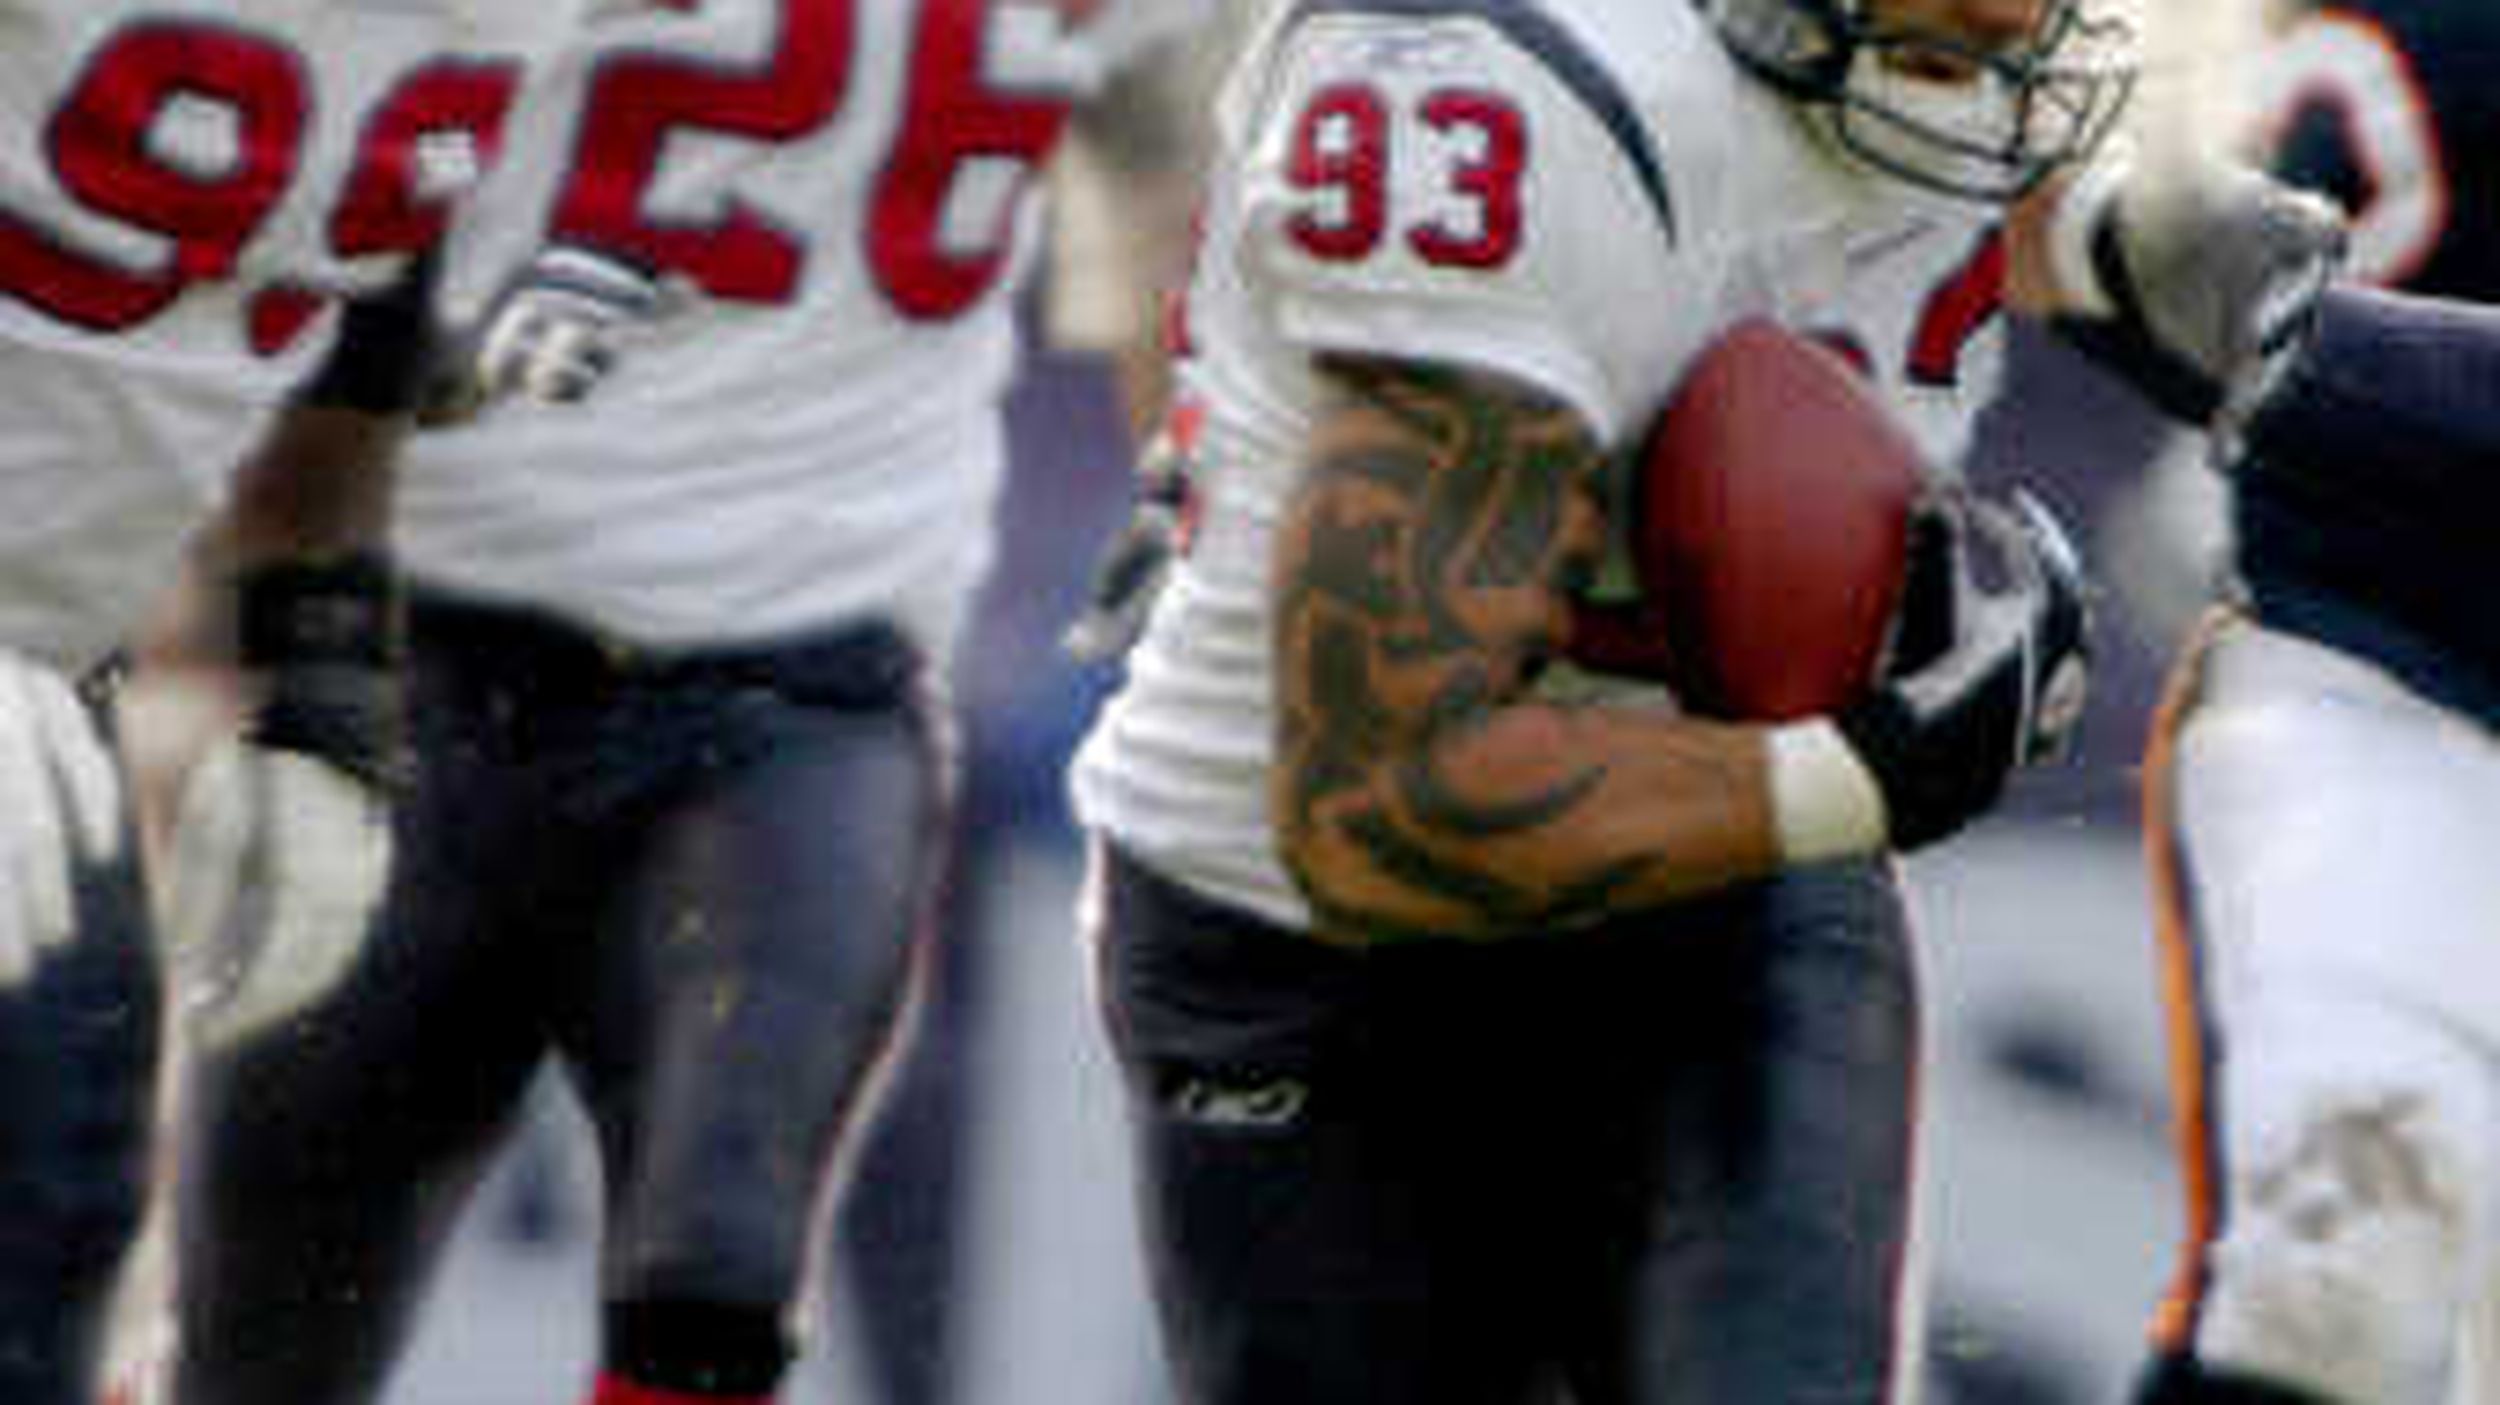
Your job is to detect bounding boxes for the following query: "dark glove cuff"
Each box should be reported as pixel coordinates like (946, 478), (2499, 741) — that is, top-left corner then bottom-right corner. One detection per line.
(1834, 688), (2001, 853)
(298, 254), (441, 415)
(2047, 214), (2225, 426)
(1832, 692), (1912, 802)
(2052, 315), (2222, 427)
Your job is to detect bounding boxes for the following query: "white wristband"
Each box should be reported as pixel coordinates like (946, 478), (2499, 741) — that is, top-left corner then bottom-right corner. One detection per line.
(1766, 721), (1890, 864)
(2046, 151), (2135, 319)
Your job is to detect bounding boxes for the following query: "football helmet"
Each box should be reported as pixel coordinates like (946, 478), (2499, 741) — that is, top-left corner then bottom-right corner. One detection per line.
(1702, 0), (2136, 200)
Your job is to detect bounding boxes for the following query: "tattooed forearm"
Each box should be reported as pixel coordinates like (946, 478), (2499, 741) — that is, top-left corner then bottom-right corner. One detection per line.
(1273, 359), (1618, 939)
(1272, 357), (1788, 942)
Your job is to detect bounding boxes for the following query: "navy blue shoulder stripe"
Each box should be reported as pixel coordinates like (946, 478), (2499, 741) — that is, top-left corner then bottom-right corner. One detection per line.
(1294, 0), (1677, 246)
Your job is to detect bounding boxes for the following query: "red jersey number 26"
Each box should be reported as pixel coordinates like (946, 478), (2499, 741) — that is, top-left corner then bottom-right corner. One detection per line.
(551, 0), (1080, 319)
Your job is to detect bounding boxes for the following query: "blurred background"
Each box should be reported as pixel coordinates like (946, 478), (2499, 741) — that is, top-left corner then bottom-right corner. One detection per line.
(372, 318), (2208, 1405)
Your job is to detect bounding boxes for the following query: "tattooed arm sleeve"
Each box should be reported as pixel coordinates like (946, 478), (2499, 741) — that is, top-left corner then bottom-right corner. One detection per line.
(1271, 356), (1797, 947)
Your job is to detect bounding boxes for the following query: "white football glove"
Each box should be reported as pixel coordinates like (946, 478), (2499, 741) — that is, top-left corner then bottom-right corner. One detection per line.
(425, 244), (681, 423)
(160, 736), (388, 1049)
(0, 657), (125, 990)
(2049, 158), (2347, 449)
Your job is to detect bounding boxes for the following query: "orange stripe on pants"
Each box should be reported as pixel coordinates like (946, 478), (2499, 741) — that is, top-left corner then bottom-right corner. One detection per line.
(2143, 609), (2234, 1354)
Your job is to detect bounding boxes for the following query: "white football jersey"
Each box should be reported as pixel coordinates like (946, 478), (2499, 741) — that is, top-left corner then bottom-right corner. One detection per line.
(395, 0), (1214, 663)
(1072, 0), (2017, 928)
(0, 0), (587, 671)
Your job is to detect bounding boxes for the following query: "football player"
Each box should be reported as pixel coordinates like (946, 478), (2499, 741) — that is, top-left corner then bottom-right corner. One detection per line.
(158, 4), (1216, 1405)
(0, 3), (594, 1401)
(1060, 0), (2153, 1399)
(2119, 1), (2500, 1399)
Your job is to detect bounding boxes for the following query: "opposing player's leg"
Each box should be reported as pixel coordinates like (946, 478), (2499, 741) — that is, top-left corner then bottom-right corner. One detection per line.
(562, 619), (946, 1404)
(1554, 858), (1920, 1405)
(171, 629), (559, 1405)
(2138, 619), (2500, 1405)
(0, 657), (157, 1405)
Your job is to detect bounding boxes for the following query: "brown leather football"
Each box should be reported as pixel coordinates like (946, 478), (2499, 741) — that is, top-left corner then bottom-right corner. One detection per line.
(1568, 318), (1925, 720)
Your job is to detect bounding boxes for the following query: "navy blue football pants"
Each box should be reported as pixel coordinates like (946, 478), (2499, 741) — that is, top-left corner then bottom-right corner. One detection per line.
(174, 594), (949, 1404)
(1097, 845), (1920, 1405)
(0, 751), (154, 1405)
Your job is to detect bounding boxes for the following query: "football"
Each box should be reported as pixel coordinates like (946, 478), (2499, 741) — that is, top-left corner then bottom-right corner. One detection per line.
(1567, 318), (1927, 720)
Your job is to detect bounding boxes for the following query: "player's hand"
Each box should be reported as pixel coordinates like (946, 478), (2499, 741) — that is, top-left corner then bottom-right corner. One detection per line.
(159, 554), (400, 1045)
(422, 244), (678, 424)
(1832, 490), (2092, 851)
(160, 734), (390, 1047)
(1063, 429), (1197, 664)
(2050, 159), (2346, 441)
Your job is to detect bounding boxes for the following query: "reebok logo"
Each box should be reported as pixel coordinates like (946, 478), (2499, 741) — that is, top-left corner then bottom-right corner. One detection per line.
(1168, 1075), (1309, 1129)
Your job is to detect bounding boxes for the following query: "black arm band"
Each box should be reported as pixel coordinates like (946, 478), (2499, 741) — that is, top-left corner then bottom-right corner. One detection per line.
(237, 553), (400, 670)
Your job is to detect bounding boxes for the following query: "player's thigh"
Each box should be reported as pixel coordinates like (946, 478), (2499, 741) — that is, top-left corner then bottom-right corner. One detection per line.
(171, 629), (652, 1405)
(2175, 622), (2500, 1054)
(1094, 847), (1549, 1405)
(582, 690), (947, 1307)
(2162, 624), (2500, 1397)
(170, 666), (564, 1405)
(182, 661), (557, 1197)
(1566, 859), (1921, 1405)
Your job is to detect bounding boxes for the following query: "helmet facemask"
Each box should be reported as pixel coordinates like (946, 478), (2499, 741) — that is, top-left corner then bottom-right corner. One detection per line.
(1705, 0), (2137, 201)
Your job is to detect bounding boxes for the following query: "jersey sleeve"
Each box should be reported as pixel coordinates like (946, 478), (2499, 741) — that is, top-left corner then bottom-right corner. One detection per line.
(1228, 7), (1704, 445)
